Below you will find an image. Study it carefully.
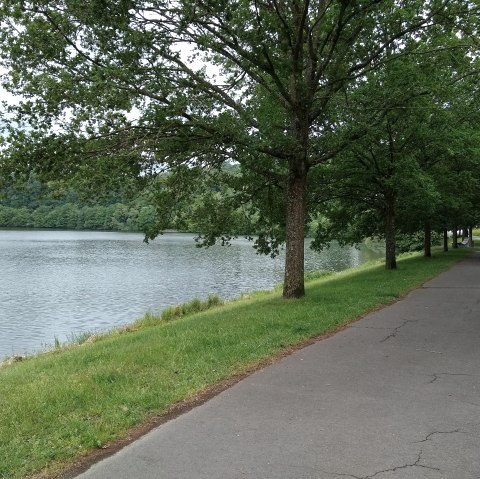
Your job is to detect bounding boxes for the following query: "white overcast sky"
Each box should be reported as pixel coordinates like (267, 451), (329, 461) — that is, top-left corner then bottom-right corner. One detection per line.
(1, 66), (21, 105)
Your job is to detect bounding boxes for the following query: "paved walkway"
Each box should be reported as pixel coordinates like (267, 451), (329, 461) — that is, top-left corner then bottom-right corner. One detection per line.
(76, 254), (480, 479)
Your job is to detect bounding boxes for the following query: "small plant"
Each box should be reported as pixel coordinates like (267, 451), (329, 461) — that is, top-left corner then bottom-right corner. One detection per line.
(67, 330), (96, 346)
(304, 270), (333, 281)
(206, 295), (223, 307)
(134, 311), (160, 328)
(160, 306), (178, 322)
(136, 295), (225, 327)
(182, 298), (202, 315)
(160, 295), (224, 322)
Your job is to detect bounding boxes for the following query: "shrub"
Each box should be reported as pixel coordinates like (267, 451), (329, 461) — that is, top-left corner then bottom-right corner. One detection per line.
(396, 231), (442, 254)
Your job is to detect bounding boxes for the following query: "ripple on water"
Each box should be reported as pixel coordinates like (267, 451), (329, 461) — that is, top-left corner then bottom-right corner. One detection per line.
(0, 230), (383, 357)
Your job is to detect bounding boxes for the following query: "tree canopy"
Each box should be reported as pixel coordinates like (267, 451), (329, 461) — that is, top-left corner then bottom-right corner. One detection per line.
(1, 0), (479, 297)
(310, 44), (480, 266)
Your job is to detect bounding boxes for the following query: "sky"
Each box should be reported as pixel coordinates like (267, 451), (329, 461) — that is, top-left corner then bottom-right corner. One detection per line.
(1, 88), (13, 100)
(0, 80), (21, 105)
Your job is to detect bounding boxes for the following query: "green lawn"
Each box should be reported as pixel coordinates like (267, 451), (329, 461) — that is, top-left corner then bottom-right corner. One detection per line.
(0, 248), (472, 479)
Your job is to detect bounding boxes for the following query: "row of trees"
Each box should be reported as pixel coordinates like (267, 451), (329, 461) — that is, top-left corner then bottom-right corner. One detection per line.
(1, 1), (479, 298)
(309, 54), (480, 265)
(0, 203), (157, 231)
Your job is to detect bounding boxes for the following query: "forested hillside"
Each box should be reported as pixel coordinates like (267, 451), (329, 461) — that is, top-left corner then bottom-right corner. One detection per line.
(0, 171), (256, 235)
(0, 177), (159, 232)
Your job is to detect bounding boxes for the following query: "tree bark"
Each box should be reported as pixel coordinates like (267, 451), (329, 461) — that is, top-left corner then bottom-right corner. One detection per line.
(452, 226), (458, 249)
(468, 226), (474, 247)
(384, 193), (397, 269)
(443, 229), (449, 252)
(424, 221), (431, 257)
(283, 162), (307, 298)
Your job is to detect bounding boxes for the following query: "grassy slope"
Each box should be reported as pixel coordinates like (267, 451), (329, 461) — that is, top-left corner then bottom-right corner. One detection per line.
(0, 248), (472, 479)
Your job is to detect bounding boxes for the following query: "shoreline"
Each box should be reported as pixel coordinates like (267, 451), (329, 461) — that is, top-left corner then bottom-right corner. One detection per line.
(0, 247), (473, 479)
(0, 230), (385, 360)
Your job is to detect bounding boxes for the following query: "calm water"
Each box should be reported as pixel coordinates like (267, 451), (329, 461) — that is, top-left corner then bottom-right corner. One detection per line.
(0, 230), (383, 357)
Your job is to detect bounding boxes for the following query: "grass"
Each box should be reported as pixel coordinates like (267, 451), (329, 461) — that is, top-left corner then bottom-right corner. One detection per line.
(0, 247), (473, 479)
(134, 294), (224, 327)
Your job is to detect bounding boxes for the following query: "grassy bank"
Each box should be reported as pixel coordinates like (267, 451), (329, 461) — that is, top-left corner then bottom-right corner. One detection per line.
(0, 248), (473, 479)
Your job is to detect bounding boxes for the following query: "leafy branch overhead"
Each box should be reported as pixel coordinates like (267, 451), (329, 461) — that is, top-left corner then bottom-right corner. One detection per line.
(1, 1), (479, 297)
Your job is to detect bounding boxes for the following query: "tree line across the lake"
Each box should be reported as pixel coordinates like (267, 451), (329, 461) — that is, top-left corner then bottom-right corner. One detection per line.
(0, 172), (468, 257)
(0, 177), (162, 232)
(1, 1), (480, 298)
(0, 173), (257, 235)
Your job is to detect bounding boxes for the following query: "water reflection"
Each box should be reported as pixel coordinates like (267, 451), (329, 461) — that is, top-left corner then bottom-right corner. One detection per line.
(0, 230), (383, 357)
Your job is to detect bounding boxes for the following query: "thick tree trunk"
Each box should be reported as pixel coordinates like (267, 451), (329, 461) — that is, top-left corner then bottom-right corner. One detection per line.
(384, 194), (397, 270)
(468, 226), (474, 247)
(283, 163), (307, 298)
(443, 229), (449, 252)
(452, 226), (458, 249)
(424, 221), (431, 257)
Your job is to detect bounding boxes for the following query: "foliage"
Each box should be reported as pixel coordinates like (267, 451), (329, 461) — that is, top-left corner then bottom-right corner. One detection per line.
(0, 166), (268, 234)
(2, 1), (478, 296)
(396, 231), (442, 254)
(0, 177), (162, 231)
(308, 43), (480, 266)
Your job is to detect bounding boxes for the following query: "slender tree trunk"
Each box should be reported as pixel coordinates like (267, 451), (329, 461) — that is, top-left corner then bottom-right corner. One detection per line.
(283, 161), (307, 298)
(452, 226), (458, 248)
(443, 229), (449, 252)
(462, 228), (467, 241)
(424, 221), (431, 257)
(468, 226), (474, 247)
(384, 193), (397, 269)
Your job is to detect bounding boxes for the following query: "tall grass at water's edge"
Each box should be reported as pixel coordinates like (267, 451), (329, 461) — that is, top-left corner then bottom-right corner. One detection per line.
(1, 295), (226, 361)
(0, 248), (474, 479)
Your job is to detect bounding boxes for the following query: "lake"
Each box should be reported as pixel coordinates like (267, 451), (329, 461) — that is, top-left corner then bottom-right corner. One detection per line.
(0, 230), (384, 358)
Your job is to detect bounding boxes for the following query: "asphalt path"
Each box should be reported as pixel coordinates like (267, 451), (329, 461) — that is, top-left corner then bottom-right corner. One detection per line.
(76, 253), (480, 478)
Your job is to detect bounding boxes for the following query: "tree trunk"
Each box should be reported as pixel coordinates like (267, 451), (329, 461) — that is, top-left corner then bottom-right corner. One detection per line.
(424, 221), (431, 257)
(283, 163), (307, 298)
(443, 229), (449, 252)
(384, 193), (397, 269)
(452, 226), (458, 249)
(468, 226), (474, 247)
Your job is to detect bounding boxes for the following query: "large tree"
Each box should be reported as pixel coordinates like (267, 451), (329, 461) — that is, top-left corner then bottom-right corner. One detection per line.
(0, 1), (477, 297)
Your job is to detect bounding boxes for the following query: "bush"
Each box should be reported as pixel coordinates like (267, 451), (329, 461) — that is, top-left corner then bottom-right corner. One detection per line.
(396, 231), (442, 254)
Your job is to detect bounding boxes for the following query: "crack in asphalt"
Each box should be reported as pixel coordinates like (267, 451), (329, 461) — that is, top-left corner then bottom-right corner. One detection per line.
(414, 429), (462, 443)
(325, 450), (440, 479)
(380, 319), (418, 343)
(429, 372), (473, 384)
